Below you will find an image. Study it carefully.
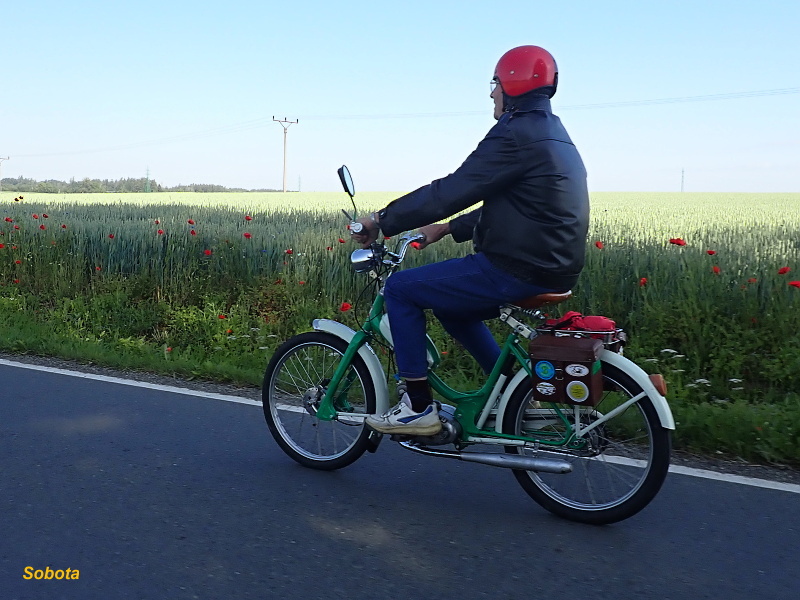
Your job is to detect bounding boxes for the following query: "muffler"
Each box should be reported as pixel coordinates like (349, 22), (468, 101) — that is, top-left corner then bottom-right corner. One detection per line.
(398, 441), (572, 474)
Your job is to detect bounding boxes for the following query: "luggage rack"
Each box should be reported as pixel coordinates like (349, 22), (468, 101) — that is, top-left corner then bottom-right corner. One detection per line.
(535, 327), (627, 352)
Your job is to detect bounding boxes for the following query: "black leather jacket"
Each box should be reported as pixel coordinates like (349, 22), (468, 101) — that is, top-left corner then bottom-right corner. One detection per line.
(377, 93), (589, 291)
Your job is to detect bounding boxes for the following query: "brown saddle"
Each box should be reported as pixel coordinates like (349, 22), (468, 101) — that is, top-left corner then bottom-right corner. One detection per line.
(511, 290), (572, 310)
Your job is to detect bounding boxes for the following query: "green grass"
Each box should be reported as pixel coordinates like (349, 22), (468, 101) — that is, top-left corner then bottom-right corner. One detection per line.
(1, 190), (799, 464)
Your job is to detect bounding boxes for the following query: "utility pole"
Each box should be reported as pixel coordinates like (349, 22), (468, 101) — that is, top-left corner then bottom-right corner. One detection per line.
(681, 168), (685, 193)
(272, 117), (298, 192)
(0, 157), (9, 192)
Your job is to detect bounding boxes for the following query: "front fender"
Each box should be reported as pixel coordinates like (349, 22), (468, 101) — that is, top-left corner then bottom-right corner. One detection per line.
(495, 351), (676, 432)
(312, 319), (390, 414)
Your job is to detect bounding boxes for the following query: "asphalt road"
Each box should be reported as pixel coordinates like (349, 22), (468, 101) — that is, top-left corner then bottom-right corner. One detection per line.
(1, 362), (798, 600)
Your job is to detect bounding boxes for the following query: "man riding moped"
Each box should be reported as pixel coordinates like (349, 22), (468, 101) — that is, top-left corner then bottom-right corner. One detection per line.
(350, 45), (590, 436)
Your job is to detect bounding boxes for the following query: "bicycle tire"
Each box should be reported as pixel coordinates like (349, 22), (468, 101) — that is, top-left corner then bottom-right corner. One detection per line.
(262, 332), (376, 470)
(502, 361), (671, 524)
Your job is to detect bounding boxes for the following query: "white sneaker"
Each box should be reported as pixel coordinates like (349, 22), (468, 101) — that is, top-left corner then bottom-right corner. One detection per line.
(366, 394), (441, 435)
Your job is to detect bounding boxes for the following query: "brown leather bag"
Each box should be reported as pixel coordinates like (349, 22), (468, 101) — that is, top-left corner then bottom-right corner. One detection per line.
(529, 335), (604, 406)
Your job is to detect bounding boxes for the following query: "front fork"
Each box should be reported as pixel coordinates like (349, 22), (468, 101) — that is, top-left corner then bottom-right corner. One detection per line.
(315, 329), (373, 421)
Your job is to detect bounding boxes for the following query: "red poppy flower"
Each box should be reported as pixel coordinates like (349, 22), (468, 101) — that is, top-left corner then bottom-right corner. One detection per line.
(218, 314), (227, 319)
(326, 246), (333, 251)
(789, 281), (800, 289)
(285, 249), (293, 255)
(669, 238), (686, 246)
(61, 224), (67, 229)
(778, 267), (791, 275)
(187, 219), (195, 225)
(411, 241), (421, 249)
(3, 218), (11, 222)
(274, 279), (283, 284)
(226, 329), (233, 334)
(298, 281), (306, 285)
(190, 230), (197, 236)
(15, 260), (21, 264)
(712, 266), (721, 274)
(42, 214), (48, 218)
(245, 215), (252, 221)
(157, 229), (164, 235)
(338, 238), (346, 244)
(13, 225), (19, 230)
(95, 266), (101, 271)
(154, 219), (160, 225)
(32, 214), (39, 219)
(747, 277), (757, 284)
(39, 224), (46, 230)
(166, 347), (172, 352)
(203, 249), (212, 256)
(340, 302), (352, 312)
(243, 232), (252, 239)
(639, 277), (647, 287)
(706, 250), (716, 255)
(595, 241), (604, 250)
(0, 244), (4, 249)
(108, 234), (115, 239)
(12, 279), (19, 284)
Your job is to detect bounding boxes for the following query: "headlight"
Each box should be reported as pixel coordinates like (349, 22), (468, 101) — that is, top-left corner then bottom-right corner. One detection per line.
(350, 248), (379, 273)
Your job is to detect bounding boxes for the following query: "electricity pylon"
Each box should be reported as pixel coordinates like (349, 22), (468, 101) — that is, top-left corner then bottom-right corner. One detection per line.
(272, 117), (298, 192)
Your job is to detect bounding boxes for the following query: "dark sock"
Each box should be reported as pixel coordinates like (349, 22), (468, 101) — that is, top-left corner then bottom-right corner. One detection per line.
(405, 379), (432, 412)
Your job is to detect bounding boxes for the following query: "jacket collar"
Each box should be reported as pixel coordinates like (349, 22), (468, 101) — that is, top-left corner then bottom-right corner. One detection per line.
(503, 92), (552, 114)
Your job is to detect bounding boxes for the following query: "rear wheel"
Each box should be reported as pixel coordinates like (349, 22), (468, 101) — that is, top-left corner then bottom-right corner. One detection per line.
(502, 361), (671, 524)
(263, 332), (376, 470)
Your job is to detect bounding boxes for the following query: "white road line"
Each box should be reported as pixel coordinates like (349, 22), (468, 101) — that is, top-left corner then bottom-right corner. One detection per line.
(667, 465), (800, 494)
(2, 358), (798, 494)
(0, 358), (261, 406)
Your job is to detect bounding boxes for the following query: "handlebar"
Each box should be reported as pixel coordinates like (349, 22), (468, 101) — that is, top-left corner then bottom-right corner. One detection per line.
(383, 232), (426, 265)
(349, 231), (426, 275)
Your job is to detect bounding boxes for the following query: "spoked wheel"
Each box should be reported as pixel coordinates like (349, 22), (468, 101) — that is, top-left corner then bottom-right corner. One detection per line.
(502, 362), (671, 524)
(263, 332), (376, 470)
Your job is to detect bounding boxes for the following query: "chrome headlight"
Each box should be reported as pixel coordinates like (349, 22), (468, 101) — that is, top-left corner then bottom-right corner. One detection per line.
(350, 248), (379, 273)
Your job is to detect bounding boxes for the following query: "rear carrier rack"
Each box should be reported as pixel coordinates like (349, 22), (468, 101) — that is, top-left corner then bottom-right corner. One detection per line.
(535, 328), (627, 353)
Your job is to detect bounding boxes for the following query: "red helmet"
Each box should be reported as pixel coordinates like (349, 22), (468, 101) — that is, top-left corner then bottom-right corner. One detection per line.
(494, 45), (558, 97)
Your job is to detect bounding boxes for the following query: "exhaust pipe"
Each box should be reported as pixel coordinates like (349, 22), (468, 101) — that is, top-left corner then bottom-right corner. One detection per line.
(399, 442), (572, 474)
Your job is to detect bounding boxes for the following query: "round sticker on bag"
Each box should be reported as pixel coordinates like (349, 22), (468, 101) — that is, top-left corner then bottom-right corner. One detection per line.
(535, 361), (555, 380)
(566, 381), (590, 403)
(536, 382), (556, 396)
(565, 363), (589, 377)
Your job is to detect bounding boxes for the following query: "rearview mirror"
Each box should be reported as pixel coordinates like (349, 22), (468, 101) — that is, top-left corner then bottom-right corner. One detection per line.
(337, 165), (355, 198)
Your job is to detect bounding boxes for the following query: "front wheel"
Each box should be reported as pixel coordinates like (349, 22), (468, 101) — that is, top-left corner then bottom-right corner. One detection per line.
(502, 361), (671, 524)
(263, 332), (377, 470)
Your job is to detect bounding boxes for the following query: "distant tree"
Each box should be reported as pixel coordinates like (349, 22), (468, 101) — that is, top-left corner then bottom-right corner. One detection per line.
(1, 175), (275, 193)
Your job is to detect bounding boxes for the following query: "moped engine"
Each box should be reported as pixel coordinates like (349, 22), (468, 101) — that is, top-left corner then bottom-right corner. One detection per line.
(391, 403), (462, 446)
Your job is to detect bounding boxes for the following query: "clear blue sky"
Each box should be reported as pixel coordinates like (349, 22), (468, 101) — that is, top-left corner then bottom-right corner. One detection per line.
(3, 0), (798, 192)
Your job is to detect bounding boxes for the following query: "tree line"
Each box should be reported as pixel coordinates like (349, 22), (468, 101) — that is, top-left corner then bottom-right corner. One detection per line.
(0, 176), (278, 193)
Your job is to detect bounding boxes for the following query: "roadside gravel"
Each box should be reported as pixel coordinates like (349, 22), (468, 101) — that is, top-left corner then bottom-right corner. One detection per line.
(3, 351), (798, 486)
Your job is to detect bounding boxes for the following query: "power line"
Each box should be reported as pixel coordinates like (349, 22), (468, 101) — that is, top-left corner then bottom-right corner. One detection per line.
(9, 86), (799, 159)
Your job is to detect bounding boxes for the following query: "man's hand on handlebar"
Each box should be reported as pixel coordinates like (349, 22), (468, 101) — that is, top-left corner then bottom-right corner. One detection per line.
(349, 216), (380, 248)
(415, 223), (451, 249)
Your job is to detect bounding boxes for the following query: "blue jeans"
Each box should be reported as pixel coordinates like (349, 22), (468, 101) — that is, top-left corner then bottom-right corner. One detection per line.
(383, 252), (556, 379)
